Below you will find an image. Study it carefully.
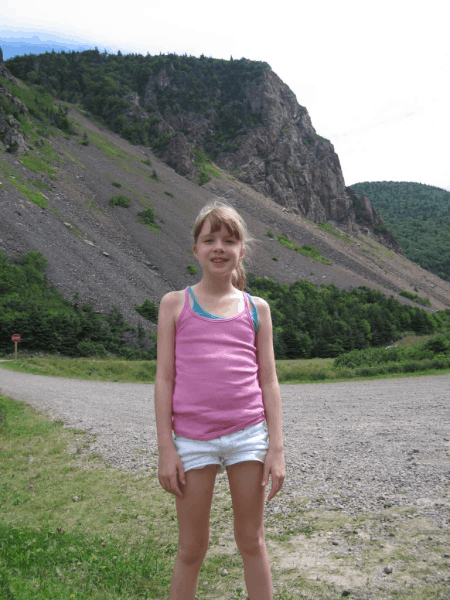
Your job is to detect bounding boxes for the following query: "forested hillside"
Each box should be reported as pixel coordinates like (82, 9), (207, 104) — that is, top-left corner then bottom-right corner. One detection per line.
(350, 181), (450, 283)
(5, 50), (269, 155)
(1, 249), (446, 360)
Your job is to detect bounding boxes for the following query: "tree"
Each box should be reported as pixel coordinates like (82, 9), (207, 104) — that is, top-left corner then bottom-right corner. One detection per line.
(0, 46), (3, 63)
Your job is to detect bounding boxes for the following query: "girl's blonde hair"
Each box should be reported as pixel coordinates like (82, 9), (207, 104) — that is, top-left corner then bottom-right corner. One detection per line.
(193, 200), (258, 291)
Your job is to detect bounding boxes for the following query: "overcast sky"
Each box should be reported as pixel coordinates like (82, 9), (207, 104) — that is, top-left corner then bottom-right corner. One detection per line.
(2, 0), (449, 190)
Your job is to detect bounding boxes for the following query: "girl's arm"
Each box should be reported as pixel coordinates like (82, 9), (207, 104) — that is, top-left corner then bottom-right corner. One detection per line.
(155, 292), (177, 449)
(155, 292), (186, 497)
(255, 297), (285, 501)
(255, 298), (283, 449)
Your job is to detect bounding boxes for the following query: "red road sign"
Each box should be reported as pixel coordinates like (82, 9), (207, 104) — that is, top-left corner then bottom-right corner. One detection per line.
(12, 334), (20, 343)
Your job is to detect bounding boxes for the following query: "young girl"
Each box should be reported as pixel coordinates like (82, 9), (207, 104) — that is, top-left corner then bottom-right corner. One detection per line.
(155, 199), (285, 600)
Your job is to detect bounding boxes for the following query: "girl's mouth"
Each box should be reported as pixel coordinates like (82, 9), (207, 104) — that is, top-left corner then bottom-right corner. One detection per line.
(212, 259), (228, 264)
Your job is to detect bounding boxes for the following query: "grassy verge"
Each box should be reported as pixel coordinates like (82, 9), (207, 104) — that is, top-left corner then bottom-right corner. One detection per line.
(1, 354), (449, 385)
(0, 357), (157, 383)
(0, 394), (173, 599)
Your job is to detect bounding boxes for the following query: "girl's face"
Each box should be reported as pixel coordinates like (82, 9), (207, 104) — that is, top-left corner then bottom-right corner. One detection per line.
(193, 218), (246, 277)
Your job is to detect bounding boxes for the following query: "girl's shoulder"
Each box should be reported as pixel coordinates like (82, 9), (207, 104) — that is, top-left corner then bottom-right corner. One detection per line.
(249, 295), (269, 317)
(163, 289), (186, 327)
(249, 295), (268, 308)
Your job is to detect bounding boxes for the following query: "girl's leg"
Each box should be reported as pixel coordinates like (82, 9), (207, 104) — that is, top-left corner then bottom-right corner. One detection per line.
(170, 464), (218, 600)
(226, 461), (273, 600)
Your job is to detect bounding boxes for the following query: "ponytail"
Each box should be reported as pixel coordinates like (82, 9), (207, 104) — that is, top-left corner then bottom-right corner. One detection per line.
(232, 261), (246, 292)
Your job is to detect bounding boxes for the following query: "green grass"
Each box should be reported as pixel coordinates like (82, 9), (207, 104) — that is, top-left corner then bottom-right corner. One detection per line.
(32, 181), (53, 191)
(317, 223), (355, 243)
(1, 351), (449, 385)
(277, 234), (332, 265)
(16, 184), (48, 209)
(0, 358), (157, 383)
(0, 161), (49, 209)
(399, 290), (431, 307)
(0, 394), (176, 599)
(21, 155), (57, 179)
(62, 149), (86, 170)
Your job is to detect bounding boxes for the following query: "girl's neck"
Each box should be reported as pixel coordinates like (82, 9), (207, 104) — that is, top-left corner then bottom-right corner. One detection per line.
(194, 277), (236, 299)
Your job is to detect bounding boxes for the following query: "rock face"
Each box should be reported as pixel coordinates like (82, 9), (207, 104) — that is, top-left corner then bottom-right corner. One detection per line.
(0, 63), (28, 154)
(161, 132), (196, 176)
(141, 65), (399, 248)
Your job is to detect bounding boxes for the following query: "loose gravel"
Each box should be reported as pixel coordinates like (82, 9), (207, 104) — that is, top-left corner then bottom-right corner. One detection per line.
(1, 370), (449, 525)
(2, 369), (450, 597)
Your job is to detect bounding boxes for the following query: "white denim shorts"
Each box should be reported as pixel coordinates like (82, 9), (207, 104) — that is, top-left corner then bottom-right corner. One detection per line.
(172, 421), (269, 474)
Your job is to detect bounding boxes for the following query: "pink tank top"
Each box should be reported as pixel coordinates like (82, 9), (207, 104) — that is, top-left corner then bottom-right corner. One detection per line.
(172, 287), (266, 440)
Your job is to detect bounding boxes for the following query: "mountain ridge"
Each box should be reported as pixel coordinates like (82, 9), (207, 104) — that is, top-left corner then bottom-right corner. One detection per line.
(1, 58), (450, 330)
(4, 50), (399, 250)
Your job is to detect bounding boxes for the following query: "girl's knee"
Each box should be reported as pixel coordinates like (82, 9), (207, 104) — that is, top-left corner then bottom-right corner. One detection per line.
(178, 532), (210, 564)
(234, 528), (265, 556)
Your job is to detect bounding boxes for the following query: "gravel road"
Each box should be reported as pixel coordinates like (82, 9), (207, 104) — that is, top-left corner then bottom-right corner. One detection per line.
(1, 370), (449, 527)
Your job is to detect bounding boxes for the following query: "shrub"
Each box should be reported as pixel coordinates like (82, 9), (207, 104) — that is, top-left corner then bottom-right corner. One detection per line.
(135, 299), (159, 323)
(137, 208), (156, 227)
(355, 366), (375, 377)
(424, 336), (450, 354)
(187, 264), (197, 275)
(109, 194), (131, 208)
(198, 170), (211, 186)
(402, 361), (422, 373)
(77, 339), (107, 358)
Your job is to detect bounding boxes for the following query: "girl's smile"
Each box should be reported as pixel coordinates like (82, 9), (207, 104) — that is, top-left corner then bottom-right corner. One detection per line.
(193, 222), (245, 272)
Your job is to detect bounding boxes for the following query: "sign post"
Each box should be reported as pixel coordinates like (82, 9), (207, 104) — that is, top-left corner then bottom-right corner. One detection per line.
(11, 334), (20, 360)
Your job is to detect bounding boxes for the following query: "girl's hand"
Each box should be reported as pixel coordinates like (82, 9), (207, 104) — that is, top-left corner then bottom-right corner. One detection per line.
(261, 447), (285, 502)
(158, 446), (186, 497)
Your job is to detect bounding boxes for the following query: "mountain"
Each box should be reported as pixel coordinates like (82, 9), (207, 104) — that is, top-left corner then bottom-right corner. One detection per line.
(4, 50), (399, 250)
(1, 56), (450, 335)
(351, 182), (450, 283)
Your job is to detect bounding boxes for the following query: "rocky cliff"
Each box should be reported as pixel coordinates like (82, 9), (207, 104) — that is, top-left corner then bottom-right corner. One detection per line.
(141, 64), (399, 250)
(0, 63), (28, 154)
